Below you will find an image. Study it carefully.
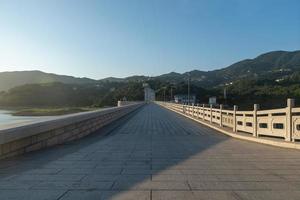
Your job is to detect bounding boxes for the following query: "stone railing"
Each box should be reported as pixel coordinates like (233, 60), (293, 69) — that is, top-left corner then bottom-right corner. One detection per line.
(157, 99), (300, 148)
(0, 102), (144, 159)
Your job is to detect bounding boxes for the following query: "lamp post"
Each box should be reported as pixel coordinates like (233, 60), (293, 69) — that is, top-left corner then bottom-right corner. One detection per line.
(170, 84), (175, 102)
(187, 72), (190, 105)
(224, 87), (227, 105)
(170, 87), (173, 102)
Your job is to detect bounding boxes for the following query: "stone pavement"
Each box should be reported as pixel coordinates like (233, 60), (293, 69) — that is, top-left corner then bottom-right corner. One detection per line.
(1, 103), (300, 200)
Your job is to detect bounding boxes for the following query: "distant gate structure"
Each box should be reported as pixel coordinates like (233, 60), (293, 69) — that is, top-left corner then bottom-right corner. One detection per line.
(143, 83), (155, 102)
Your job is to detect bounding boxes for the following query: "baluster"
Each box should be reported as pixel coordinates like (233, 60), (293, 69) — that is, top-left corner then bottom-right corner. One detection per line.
(233, 105), (238, 132)
(286, 98), (295, 142)
(220, 104), (223, 127)
(253, 104), (260, 137)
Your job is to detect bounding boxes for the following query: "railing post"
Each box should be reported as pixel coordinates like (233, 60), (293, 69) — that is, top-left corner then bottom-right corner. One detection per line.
(186, 104), (188, 114)
(186, 103), (188, 114)
(233, 105), (238, 132)
(185, 103), (188, 115)
(197, 104), (199, 118)
(253, 104), (260, 137)
(185, 103), (187, 114)
(183, 104), (185, 114)
(286, 98), (295, 142)
(192, 104), (195, 117)
(220, 104), (223, 127)
(210, 104), (213, 123)
(202, 104), (205, 120)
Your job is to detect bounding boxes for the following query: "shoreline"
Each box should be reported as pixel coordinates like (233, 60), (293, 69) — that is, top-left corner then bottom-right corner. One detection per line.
(1, 107), (98, 117)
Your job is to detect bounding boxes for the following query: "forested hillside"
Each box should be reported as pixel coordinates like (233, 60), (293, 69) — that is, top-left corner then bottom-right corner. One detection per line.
(0, 82), (144, 107)
(0, 50), (299, 109)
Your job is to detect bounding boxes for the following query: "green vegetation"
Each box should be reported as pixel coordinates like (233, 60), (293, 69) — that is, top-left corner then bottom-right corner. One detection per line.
(0, 81), (144, 108)
(223, 76), (300, 109)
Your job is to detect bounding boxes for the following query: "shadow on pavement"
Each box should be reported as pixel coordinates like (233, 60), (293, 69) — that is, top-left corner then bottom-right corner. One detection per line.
(1, 104), (298, 199)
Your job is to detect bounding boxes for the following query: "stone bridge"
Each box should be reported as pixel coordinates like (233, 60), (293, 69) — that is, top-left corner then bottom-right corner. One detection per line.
(1, 103), (300, 200)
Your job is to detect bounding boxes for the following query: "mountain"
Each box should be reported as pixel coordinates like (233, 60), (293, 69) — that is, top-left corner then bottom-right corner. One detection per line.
(100, 77), (125, 83)
(153, 50), (300, 87)
(218, 50), (300, 81)
(100, 50), (300, 88)
(0, 50), (299, 92)
(0, 50), (299, 109)
(100, 75), (149, 83)
(0, 81), (144, 107)
(0, 70), (96, 91)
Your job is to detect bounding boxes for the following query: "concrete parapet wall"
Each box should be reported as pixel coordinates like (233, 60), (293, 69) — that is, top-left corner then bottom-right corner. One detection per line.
(0, 102), (144, 159)
(157, 100), (300, 149)
(117, 101), (141, 107)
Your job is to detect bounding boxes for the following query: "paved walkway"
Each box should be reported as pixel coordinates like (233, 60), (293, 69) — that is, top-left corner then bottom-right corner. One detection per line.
(1, 103), (300, 200)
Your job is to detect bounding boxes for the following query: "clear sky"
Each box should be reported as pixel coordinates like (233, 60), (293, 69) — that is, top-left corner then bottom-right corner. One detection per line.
(0, 0), (299, 79)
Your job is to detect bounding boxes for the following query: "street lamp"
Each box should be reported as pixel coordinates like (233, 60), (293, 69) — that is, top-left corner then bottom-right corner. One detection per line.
(170, 87), (173, 102)
(187, 72), (190, 105)
(169, 84), (175, 102)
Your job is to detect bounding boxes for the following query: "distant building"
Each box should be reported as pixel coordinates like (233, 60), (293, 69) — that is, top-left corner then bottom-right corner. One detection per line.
(143, 83), (155, 102)
(209, 96), (217, 105)
(174, 94), (196, 104)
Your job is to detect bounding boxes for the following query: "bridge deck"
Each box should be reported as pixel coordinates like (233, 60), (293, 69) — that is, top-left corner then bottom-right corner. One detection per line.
(1, 104), (300, 200)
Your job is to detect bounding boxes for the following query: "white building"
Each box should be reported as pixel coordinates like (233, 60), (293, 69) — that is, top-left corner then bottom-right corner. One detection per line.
(143, 84), (155, 102)
(174, 94), (196, 104)
(209, 96), (217, 105)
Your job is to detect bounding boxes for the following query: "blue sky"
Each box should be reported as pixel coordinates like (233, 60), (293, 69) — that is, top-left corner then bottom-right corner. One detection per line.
(0, 0), (299, 79)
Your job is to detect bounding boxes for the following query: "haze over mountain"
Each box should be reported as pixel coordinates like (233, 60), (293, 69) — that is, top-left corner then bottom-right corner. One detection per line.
(0, 50), (299, 92)
(0, 70), (95, 92)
